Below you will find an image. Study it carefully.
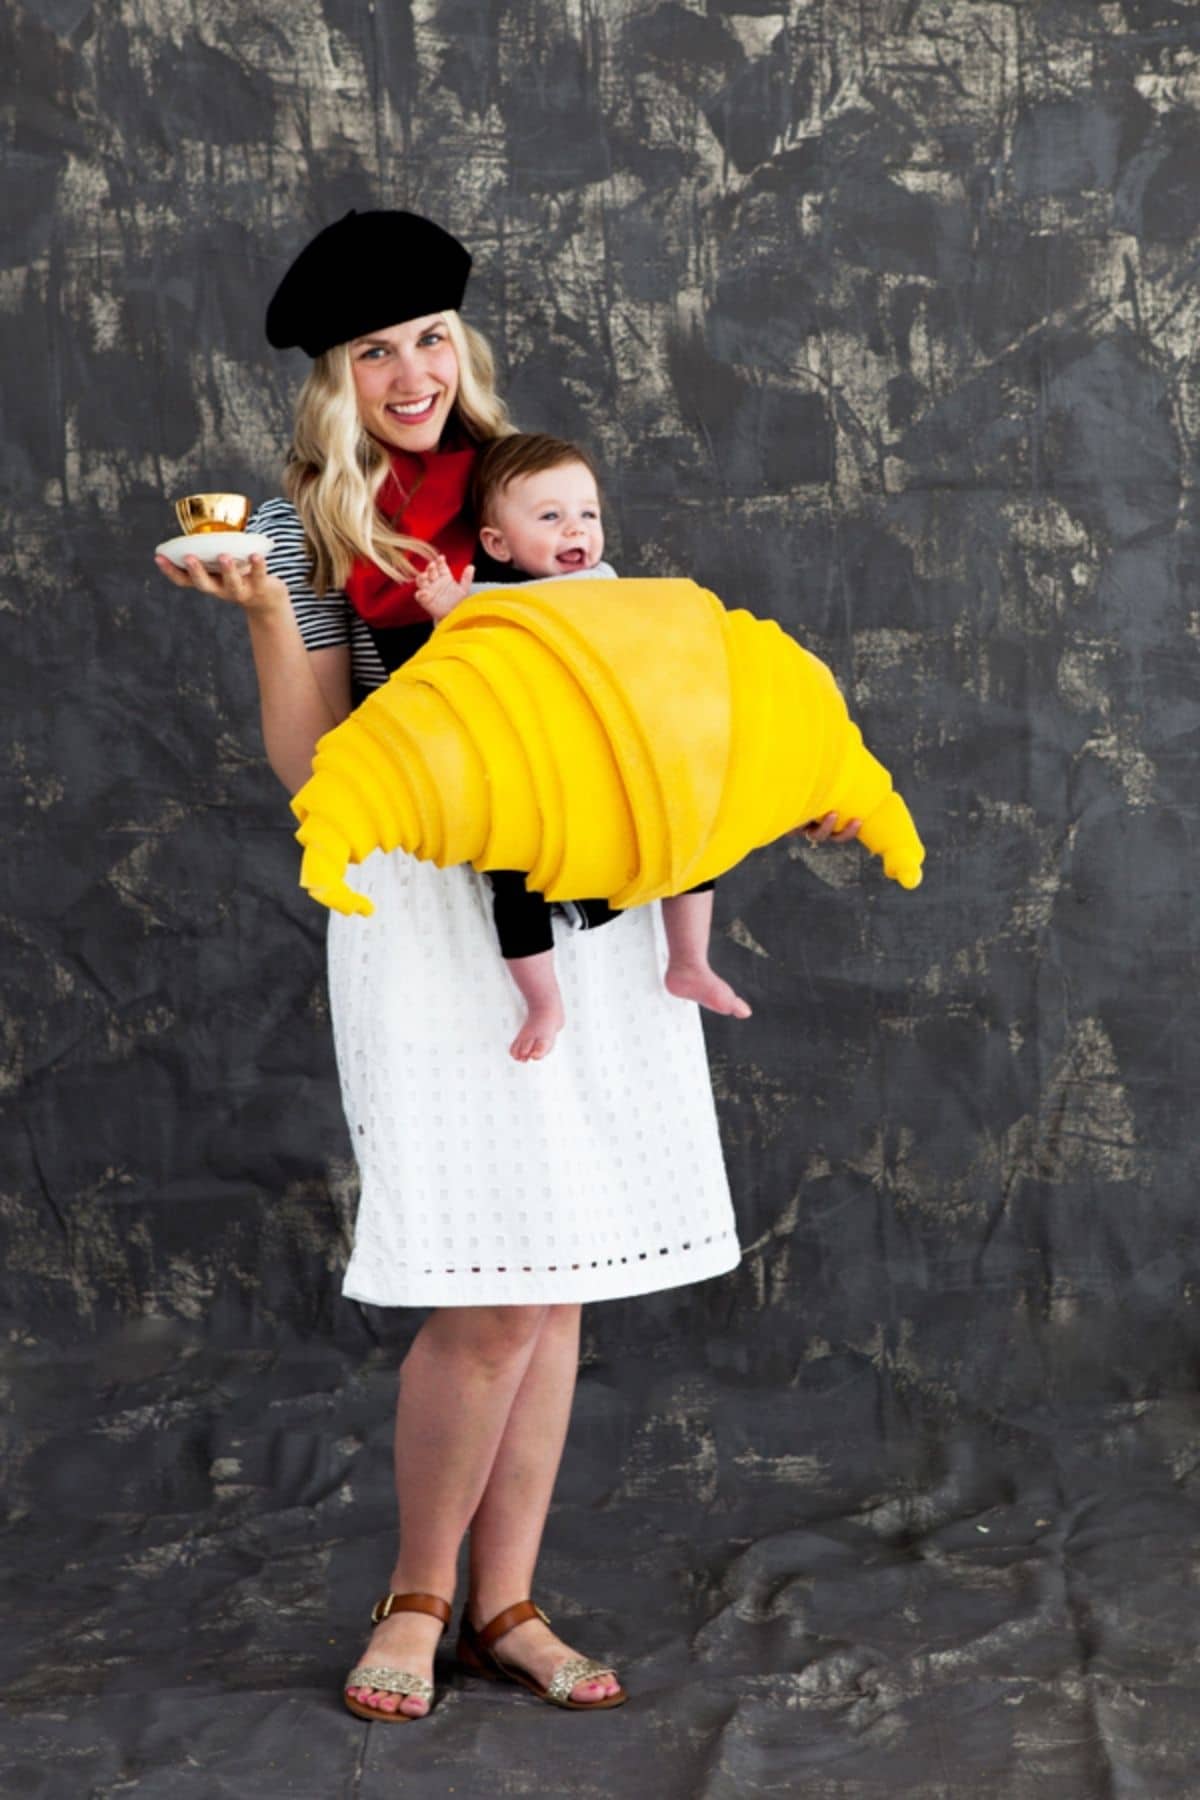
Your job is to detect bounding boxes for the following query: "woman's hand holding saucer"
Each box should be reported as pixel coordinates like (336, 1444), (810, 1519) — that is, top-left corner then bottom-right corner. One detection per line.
(155, 550), (289, 619)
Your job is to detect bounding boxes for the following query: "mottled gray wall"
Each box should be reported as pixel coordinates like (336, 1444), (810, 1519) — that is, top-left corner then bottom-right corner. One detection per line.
(5, 0), (1200, 1429)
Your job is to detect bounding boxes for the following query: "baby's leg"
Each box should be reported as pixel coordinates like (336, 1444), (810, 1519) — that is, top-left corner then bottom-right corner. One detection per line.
(661, 883), (752, 1019)
(488, 870), (566, 1060)
(504, 948), (566, 1062)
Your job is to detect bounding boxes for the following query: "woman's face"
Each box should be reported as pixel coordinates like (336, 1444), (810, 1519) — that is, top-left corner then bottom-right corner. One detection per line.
(350, 314), (460, 452)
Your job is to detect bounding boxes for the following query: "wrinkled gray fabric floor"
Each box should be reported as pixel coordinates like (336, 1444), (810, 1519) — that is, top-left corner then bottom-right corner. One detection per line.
(5, 1321), (1200, 1799)
(7, 0), (1200, 1792)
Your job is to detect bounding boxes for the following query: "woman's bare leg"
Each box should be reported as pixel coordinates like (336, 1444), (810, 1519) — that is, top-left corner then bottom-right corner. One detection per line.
(346, 1303), (550, 1717)
(466, 1302), (621, 1701)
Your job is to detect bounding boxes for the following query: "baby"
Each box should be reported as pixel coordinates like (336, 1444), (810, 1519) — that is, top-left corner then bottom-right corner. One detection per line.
(414, 432), (752, 1063)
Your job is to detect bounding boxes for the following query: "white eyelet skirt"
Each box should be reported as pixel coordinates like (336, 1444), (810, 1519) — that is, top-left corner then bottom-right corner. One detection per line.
(326, 849), (742, 1307)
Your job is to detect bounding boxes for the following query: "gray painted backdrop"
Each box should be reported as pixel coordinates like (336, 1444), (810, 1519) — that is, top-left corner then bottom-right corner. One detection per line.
(5, 2), (1200, 1794)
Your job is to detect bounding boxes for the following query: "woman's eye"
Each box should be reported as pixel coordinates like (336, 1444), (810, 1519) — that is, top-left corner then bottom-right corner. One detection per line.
(418, 332), (444, 347)
(358, 347), (387, 360)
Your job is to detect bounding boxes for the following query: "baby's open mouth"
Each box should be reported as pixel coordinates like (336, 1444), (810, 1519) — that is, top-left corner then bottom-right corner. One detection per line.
(555, 549), (588, 568)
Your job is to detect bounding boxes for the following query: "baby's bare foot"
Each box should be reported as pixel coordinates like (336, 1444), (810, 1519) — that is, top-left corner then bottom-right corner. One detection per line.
(510, 997), (566, 1061)
(664, 961), (752, 1018)
(345, 1609), (444, 1718)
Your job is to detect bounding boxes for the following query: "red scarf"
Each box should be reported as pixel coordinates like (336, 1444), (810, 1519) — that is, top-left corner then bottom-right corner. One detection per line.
(345, 443), (478, 628)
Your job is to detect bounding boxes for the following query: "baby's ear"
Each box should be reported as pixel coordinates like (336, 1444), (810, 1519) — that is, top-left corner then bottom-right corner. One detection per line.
(479, 524), (511, 562)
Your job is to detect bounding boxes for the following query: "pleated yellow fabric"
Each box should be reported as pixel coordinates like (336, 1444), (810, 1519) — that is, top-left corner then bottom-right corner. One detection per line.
(289, 578), (926, 918)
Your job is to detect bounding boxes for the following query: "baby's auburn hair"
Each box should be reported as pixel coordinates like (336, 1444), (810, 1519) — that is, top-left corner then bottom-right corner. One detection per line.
(472, 431), (603, 525)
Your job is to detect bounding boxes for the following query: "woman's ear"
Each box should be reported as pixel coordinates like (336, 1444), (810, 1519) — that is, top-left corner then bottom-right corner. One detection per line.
(479, 524), (512, 562)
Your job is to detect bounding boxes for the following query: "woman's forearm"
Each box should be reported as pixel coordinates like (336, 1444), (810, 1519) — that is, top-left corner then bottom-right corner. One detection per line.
(244, 604), (339, 797)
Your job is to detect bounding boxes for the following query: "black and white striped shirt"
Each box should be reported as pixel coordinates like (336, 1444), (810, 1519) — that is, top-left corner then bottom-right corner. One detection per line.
(247, 496), (390, 694)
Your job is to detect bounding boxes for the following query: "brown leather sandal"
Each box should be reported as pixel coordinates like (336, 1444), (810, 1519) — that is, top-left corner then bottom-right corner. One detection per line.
(343, 1590), (453, 1722)
(457, 1599), (628, 1709)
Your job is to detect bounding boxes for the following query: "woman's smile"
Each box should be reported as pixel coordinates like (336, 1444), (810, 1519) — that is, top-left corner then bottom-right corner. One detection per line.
(386, 394), (440, 424)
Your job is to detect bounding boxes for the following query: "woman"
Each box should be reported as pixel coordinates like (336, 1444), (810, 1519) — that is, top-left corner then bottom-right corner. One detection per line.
(156, 209), (858, 1722)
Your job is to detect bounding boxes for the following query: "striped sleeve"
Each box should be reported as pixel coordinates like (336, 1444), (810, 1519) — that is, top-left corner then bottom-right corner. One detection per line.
(247, 496), (350, 651)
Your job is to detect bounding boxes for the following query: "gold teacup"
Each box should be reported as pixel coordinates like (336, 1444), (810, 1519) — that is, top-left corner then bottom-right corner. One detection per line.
(175, 493), (251, 535)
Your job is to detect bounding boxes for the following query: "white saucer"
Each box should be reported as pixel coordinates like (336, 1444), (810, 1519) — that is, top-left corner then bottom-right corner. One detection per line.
(155, 530), (273, 568)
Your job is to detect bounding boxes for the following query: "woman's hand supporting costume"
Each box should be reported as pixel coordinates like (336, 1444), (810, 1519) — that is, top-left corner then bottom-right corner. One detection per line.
(289, 577), (926, 918)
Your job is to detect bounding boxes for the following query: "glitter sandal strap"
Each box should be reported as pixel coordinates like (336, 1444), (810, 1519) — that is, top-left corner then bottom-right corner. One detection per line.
(545, 1656), (620, 1705)
(345, 1664), (434, 1703)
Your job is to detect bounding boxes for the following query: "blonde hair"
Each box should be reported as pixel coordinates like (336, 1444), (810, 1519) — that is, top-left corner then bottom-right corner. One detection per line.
(283, 311), (515, 596)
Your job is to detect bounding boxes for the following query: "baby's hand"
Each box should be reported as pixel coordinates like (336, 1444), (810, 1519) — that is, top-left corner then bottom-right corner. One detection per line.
(414, 553), (475, 620)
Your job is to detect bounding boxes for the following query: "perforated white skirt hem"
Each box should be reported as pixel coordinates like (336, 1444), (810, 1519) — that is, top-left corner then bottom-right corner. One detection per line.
(326, 850), (741, 1308)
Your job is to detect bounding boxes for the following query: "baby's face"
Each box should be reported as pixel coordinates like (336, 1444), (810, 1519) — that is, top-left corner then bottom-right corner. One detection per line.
(481, 460), (604, 579)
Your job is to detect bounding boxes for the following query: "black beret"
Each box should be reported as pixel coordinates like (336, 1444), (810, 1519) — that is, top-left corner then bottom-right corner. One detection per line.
(265, 209), (472, 357)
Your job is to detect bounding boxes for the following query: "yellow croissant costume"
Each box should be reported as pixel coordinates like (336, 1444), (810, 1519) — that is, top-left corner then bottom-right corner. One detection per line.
(289, 577), (925, 917)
